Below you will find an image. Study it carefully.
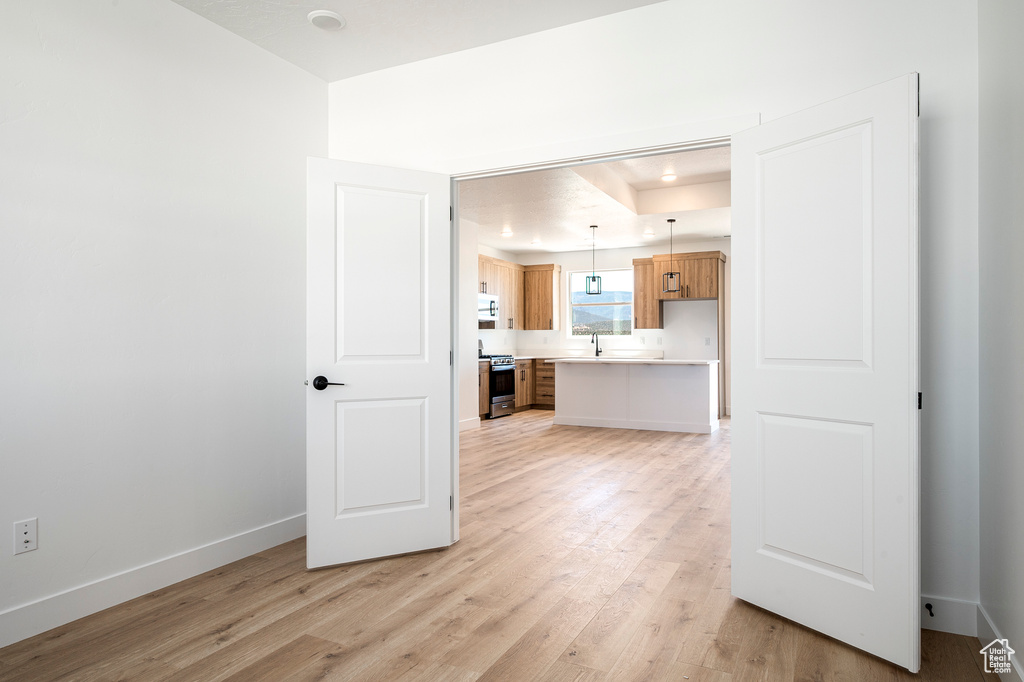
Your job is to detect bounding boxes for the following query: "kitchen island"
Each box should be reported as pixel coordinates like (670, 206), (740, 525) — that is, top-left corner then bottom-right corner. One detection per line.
(547, 358), (719, 434)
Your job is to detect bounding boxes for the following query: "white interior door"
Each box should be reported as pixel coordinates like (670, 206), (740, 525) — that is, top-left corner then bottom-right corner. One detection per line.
(306, 157), (453, 568)
(731, 74), (920, 670)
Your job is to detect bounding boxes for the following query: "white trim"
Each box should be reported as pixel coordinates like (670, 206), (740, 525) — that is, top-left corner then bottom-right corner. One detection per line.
(920, 594), (978, 636)
(978, 603), (1024, 682)
(445, 114), (759, 178)
(459, 417), (481, 431)
(552, 415), (718, 434)
(0, 514), (306, 649)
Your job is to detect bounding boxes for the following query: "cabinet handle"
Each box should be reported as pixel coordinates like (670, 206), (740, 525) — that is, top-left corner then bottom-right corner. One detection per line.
(549, 319), (552, 330)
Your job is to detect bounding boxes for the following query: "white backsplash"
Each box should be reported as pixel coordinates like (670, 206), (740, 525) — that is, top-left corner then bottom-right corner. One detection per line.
(478, 299), (718, 360)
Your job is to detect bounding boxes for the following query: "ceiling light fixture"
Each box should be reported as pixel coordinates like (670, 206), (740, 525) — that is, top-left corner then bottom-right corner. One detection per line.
(307, 10), (346, 30)
(661, 173), (677, 182)
(586, 225), (601, 295)
(531, 237), (541, 245)
(643, 226), (655, 237)
(663, 219), (681, 293)
(500, 226), (513, 237)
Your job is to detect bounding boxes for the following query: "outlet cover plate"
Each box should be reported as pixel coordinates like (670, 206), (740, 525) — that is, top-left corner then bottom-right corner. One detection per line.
(14, 518), (37, 555)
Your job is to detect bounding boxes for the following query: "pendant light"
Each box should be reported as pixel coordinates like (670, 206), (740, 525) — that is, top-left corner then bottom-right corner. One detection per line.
(662, 218), (681, 293)
(586, 225), (601, 295)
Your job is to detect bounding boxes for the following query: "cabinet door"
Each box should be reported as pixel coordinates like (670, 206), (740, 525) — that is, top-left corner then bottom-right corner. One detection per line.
(500, 264), (517, 329)
(523, 266), (560, 330)
(478, 363), (489, 415)
(654, 257), (683, 300)
(478, 256), (496, 295)
(515, 359), (534, 407)
(512, 267), (524, 330)
(633, 260), (663, 329)
(683, 257), (719, 299)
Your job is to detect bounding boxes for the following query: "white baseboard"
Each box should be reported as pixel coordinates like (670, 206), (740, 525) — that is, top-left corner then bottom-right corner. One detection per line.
(921, 594), (978, 637)
(978, 603), (1024, 682)
(0, 513), (306, 649)
(459, 416), (481, 431)
(552, 416), (718, 434)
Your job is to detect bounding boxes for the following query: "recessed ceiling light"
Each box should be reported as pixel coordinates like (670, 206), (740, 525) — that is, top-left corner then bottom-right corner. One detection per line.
(308, 10), (346, 30)
(661, 173), (677, 182)
(531, 237), (541, 245)
(643, 227), (655, 237)
(501, 226), (513, 237)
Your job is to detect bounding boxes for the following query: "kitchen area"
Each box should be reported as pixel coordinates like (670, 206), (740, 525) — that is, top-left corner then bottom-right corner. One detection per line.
(459, 147), (731, 435)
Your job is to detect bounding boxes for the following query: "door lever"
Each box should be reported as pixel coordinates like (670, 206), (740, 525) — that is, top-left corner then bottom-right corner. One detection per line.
(312, 375), (345, 390)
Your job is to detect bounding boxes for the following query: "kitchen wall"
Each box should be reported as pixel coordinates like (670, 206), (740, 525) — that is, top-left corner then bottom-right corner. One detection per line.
(979, 0), (1024, 670)
(0, 0), (326, 646)
(329, 0), (981, 628)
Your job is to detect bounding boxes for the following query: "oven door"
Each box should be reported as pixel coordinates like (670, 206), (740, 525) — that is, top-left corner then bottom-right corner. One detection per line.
(489, 364), (516, 402)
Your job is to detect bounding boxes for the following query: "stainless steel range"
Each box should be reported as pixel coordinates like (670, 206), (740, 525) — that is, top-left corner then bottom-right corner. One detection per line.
(480, 354), (515, 418)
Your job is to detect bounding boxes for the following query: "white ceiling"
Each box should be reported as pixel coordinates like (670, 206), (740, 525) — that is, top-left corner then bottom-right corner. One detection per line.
(460, 147), (732, 254)
(169, 0), (669, 82)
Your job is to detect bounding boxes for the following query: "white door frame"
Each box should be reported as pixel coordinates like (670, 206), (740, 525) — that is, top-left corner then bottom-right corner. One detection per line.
(447, 115), (758, 538)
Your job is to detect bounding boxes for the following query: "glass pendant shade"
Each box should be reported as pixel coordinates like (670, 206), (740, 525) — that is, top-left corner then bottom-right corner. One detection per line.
(663, 271), (680, 293)
(586, 274), (602, 295)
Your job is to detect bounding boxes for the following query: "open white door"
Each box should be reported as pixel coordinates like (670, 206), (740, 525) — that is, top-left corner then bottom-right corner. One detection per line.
(306, 157), (453, 568)
(731, 74), (920, 670)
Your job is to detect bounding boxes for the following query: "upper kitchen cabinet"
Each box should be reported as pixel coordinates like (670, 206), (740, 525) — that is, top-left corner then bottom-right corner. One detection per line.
(479, 255), (524, 330)
(523, 264), (561, 330)
(652, 251), (726, 301)
(632, 258), (664, 329)
(478, 255), (498, 295)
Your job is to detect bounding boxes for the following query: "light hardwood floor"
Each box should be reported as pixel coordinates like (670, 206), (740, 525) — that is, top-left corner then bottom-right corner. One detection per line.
(0, 412), (996, 681)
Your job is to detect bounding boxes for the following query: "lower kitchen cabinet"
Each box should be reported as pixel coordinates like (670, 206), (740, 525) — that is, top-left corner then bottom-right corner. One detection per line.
(515, 359), (534, 408)
(479, 360), (490, 416)
(534, 362), (556, 406)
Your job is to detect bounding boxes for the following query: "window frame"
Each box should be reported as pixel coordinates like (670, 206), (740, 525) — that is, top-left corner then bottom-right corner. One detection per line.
(567, 267), (634, 337)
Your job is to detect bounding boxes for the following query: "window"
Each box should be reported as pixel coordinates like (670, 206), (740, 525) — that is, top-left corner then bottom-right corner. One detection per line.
(569, 269), (633, 336)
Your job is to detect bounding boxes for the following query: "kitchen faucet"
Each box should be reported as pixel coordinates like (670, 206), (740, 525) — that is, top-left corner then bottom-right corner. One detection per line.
(591, 332), (603, 357)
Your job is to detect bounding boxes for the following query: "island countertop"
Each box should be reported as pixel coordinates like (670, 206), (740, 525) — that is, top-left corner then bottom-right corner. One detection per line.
(544, 358), (719, 365)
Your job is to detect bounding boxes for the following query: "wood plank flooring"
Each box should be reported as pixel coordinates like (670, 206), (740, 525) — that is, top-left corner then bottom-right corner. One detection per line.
(0, 411), (996, 681)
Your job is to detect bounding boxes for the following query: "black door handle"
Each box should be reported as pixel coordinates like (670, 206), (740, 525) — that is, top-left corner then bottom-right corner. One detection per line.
(312, 375), (345, 390)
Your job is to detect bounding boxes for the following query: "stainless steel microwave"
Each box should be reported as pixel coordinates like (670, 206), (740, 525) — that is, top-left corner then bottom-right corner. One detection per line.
(478, 293), (498, 322)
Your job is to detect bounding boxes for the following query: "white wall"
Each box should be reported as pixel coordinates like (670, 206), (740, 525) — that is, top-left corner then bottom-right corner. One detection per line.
(0, 0), (326, 646)
(329, 0), (980, 610)
(978, 0), (1024, 663)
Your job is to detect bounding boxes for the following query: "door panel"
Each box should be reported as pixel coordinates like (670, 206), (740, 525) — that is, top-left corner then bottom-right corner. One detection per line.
(307, 157), (452, 569)
(731, 74), (919, 671)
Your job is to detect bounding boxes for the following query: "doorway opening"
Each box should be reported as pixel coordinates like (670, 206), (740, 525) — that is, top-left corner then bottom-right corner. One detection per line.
(452, 138), (733, 434)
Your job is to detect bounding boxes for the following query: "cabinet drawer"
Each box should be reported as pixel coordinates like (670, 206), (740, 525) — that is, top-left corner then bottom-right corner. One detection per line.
(535, 365), (555, 380)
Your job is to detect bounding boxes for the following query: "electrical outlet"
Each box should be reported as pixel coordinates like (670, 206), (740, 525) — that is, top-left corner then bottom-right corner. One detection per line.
(657, 337), (662, 346)
(14, 518), (37, 555)
(638, 337), (645, 345)
(705, 337), (711, 346)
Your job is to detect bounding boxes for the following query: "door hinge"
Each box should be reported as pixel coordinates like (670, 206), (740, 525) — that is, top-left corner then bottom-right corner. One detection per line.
(918, 392), (922, 410)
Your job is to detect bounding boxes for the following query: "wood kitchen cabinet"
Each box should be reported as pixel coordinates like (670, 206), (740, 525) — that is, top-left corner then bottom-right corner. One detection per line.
(515, 359), (534, 408)
(652, 251), (725, 300)
(533, 361), (556, 406)
(632, 258), (664, 329)
(478, 360), (490, 416)
(479, 255), (524, 329)
(523, 264), (561, 330)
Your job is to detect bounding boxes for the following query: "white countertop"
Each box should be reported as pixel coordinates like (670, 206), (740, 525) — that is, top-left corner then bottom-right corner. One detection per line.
(544, 358), (719, 365)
